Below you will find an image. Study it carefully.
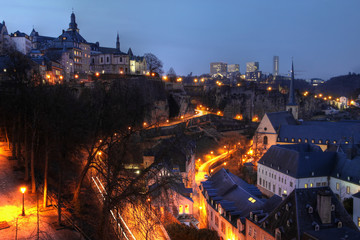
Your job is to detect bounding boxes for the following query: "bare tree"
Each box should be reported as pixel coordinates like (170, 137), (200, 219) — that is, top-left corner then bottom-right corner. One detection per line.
(144, 53), (164, 75)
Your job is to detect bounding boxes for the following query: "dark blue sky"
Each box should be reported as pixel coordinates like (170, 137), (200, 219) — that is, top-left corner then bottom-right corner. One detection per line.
(3, 0), (360, 79)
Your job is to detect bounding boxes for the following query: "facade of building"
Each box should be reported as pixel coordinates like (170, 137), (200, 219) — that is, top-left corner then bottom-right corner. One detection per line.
(227, 64), (240, 73)
(257, 143), (360, 229)
(210, 62), (227, 76)
(257, 144), (336, 197)
(10, 31), (32, 54)
(246, 62), (259, 72)
(311, 78), (325, 86)
(273, 56), (279, 76)
(246, 62), (261, 81)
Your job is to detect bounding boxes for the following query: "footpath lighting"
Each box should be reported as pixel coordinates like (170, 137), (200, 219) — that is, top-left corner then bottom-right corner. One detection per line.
(20, 187), (26, 216)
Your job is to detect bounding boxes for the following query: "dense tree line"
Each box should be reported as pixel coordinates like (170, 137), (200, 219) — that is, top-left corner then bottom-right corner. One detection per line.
(0, 57), (180, 239)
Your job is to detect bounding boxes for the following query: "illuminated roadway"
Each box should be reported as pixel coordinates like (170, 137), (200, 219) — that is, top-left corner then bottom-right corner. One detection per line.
(195, 149), (235, 185)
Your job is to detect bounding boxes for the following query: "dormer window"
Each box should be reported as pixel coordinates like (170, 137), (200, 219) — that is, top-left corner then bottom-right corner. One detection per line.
(306, 204), (313, 213)
(331, 204), (335, 211)
(305, 138), (308, 143)
(287, 219), (292, 227)
(291, 138), (295, 142)
(311, 139), (315, 143)
(319, 140), (322, 144)
(311, 172), (314, 176)
(286, 203), (292, 211)
(333, 140), (337, 144)
(284, 138), (288, 142)
(298, 138), (302, 143)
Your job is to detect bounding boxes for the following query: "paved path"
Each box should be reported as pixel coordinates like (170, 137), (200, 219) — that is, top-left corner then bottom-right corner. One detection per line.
(0, 142), (82, 240)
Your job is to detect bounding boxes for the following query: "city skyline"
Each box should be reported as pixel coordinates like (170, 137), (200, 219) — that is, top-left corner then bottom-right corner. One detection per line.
(2, 0), (360, 80)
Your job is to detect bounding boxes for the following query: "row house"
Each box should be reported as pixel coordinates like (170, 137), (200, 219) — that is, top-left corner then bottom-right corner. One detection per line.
(200, 168), (281, 240)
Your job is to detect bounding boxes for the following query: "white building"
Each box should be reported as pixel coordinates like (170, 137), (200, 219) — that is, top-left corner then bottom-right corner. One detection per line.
(10, 31), (32, 54)
(257, 143), (360, 229)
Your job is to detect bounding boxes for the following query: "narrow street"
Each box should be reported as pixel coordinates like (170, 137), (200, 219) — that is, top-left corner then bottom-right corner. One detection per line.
(0, 142), (82, 240)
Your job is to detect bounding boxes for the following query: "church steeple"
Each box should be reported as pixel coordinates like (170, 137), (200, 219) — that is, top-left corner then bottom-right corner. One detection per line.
(288, 60), (296, 105)
(68, 12), (79, 32)
(116, 32), (120, 51)
(286, 59), (299, 120)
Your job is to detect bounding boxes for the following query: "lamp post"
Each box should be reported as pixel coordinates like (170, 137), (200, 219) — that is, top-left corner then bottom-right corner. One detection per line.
(20, 187), (26, 216)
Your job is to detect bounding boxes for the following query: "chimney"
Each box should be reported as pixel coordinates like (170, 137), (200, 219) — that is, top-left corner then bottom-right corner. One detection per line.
(317, 190), (332, 224)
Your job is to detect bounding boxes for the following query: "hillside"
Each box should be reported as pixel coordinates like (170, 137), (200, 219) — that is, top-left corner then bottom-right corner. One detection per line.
(318, 74), (360, 97)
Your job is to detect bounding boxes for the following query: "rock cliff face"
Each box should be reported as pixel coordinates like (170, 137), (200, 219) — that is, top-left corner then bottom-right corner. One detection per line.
(191, 85), (324, 121)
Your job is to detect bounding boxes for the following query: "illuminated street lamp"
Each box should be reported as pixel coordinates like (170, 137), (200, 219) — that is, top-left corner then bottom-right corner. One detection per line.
(74, 74), (79, 79)
(59, 75), (64, 80)
(95, 72), (100, 77)
(20, 187), (26, 216)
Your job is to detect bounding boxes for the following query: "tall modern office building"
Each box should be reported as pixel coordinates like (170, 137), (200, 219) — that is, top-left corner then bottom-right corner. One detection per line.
(246, 62), (259, 72)
(227, 64), (240, 73)
(210, 62), (228, 75)
(273, 56), (279, 76)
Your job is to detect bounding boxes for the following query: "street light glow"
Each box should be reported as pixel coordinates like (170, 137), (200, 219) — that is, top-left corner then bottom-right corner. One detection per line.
(20, 187), (26, 194)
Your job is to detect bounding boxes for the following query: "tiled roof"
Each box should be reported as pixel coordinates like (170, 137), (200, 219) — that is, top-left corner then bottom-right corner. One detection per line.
(259, 144), (337, 178)
(98, 47), (127, 55)
(266, 111), (297, 131)
(278, 121), (360, 144)
(331, 151), (360, 185)
(202, 168), (274, 222)
(54, 30), (87, 44)
(304, 226), (360, 240)
(11, 30), (28, 37)
(260, 187), (358, 239)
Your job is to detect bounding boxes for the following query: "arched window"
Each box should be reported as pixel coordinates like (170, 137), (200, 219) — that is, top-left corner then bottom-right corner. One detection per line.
(263, 136), (268, 145)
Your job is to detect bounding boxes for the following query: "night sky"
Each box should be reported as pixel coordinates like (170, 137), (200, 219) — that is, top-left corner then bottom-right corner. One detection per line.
(2, 0), (360, 80)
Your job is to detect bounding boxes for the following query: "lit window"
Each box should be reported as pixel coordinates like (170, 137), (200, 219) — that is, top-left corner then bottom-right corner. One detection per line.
(305, 184), (308, 188)
(310, 183), (313, 188)
(291, 138), (295, 142)
(311, 139), (315, 143)
(298, 139), (302, 143)
(305, 138), (308, 143)
(185, 204), (189, 214)
(358, 217), (360, 227)
(179, 205), (183, 214)
(346, 186), (350, 194)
